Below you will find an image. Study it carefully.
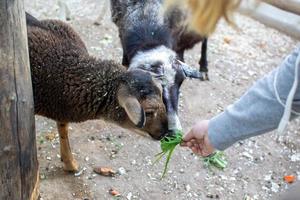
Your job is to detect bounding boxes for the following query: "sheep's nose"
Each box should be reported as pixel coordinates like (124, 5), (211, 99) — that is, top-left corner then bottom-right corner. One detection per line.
(150, 134), (163, 140)
(150, 131), (169, 140)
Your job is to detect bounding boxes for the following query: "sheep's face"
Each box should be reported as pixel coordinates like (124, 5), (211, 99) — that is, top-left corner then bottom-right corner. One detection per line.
(117, 70), (168, 140)
(129, 46), (202, 133)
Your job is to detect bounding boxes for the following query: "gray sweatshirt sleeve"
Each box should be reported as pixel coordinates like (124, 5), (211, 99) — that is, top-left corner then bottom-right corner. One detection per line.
(208, 46), (300, 151)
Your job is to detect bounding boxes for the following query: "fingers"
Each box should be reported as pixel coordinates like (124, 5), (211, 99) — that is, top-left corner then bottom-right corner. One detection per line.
(181, 135), (214, 157)
(180, 120), (212, 156)
(191, 146), (199, 154)
(182, 129), (195, 142)
(182, 120), (209, 142)
(183, 140), (202, 155)
(181, 139), (197, 147)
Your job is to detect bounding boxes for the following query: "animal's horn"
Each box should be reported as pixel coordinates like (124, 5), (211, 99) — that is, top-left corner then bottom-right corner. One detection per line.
(177, 60), (204, 80)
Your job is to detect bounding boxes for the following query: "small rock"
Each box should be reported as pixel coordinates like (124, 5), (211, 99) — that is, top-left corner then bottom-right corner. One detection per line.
(174, 181), (178, 189)
(126, 192), (132, 200)
(110, 154), (116, 159)
(297, 172), (300, 180)
(223, 36), (232, 44)
(85, 157), (89, 162)
(179, 168), (184, 173)
(241, 75), (249, 80)
(40, 174), (46, 180)
(233, 168), (241, 174)
(131, 160), (136, 165)
(117, 167), (126, 175)
(89, 136), (95, 141)
(271, 182), (280, 193)
(241, 152), (254, 160)
(100, 35), (113, 45)
(262, 186), (269, 191)
(147, 173), (156, 180)
(206, 194), (214, 198)
(291, 153), (300, 162)
(74, 167), (87, 177)
(219, 175), (228, 180)
(243, 194), (254, 200)
(248, 70), (256, 76)
(185, 184), (191, 192)
(264, 174), (272, 181)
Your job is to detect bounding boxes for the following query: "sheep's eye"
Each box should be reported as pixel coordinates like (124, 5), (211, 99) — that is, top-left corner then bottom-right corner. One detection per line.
(145, 110), (157, 118)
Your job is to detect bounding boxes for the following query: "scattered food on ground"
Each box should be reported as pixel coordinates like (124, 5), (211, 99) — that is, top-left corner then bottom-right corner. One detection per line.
(93, 167), (116, 177)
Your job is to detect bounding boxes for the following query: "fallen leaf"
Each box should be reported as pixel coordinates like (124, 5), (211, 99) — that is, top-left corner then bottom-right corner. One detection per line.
(93, 167), (116, 177)
(109, 188), (120, 196)
(45, 132), (56, 141)
(223, 36), (232, 44)
(284, 175), (296, 184)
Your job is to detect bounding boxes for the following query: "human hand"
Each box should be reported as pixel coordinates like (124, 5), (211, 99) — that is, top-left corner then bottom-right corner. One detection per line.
(181, 120), (215, 157)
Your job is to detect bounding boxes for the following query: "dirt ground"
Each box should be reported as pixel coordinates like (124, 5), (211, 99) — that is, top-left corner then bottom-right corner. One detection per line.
(25, 0), (300, 199)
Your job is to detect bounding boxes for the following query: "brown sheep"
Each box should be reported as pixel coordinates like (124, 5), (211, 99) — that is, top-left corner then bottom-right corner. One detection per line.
(26, 13), (168, 172)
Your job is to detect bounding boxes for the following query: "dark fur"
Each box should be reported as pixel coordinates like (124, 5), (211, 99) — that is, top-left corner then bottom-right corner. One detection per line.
(110, 0), (208, 71)
(26, 13), (161, 127)
(122, 23), (173, 65)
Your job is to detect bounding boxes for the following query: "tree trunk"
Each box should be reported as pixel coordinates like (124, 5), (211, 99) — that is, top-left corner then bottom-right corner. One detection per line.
(0, 0), (39, 200)
(262, 0), (300, 15)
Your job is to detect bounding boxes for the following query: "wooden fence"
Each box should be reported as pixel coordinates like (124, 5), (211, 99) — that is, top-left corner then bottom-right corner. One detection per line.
(0, 0), (39, 199)
(239, 0), (300, 39)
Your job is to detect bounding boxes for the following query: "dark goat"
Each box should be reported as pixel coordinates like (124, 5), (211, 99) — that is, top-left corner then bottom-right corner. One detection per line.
(26, 13), (168, 172)
(110, 0), (208, 133)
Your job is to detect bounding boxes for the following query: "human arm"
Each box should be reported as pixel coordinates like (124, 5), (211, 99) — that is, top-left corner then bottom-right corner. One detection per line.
(182, 46), (300, 154)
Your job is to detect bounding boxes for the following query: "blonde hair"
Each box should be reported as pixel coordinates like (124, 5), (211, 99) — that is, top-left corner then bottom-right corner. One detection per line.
(165, 0), (240, 36)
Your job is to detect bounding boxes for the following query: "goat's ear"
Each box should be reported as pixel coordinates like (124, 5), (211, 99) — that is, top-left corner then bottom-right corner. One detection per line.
(117, 85), (146, 128)
(176, 59), (203, 79)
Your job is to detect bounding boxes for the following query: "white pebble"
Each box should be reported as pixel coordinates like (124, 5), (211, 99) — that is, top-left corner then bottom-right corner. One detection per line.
(185, 184), (191, 192)
(291, 153), (300, 162)
(271, 182), (280, 193)
(131, 160), (136, 165)
(126, 192), (132, 200)
(117, 167), (126, 175)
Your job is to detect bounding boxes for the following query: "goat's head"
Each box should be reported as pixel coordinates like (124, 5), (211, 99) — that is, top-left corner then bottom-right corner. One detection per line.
(128, 46), (202, 134)
(117, 69), (168, 140)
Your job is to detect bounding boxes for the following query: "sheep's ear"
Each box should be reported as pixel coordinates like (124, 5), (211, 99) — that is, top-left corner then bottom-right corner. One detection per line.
(117, 85), (146, 128)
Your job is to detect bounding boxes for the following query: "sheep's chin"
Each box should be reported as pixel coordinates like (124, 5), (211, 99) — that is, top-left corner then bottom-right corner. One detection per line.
(130, 128), (152, 139)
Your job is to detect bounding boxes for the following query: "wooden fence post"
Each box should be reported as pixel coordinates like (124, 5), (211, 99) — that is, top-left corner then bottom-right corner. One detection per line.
(239, 0), (300, 39)
(261, 0), (300, 15)
(0, 0), (39, 200)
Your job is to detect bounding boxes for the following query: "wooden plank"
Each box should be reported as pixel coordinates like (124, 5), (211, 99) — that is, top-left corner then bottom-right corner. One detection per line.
(0, 0), (39, 199)
(238, 0), (300, 39)
(262, 0), (300, 15)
